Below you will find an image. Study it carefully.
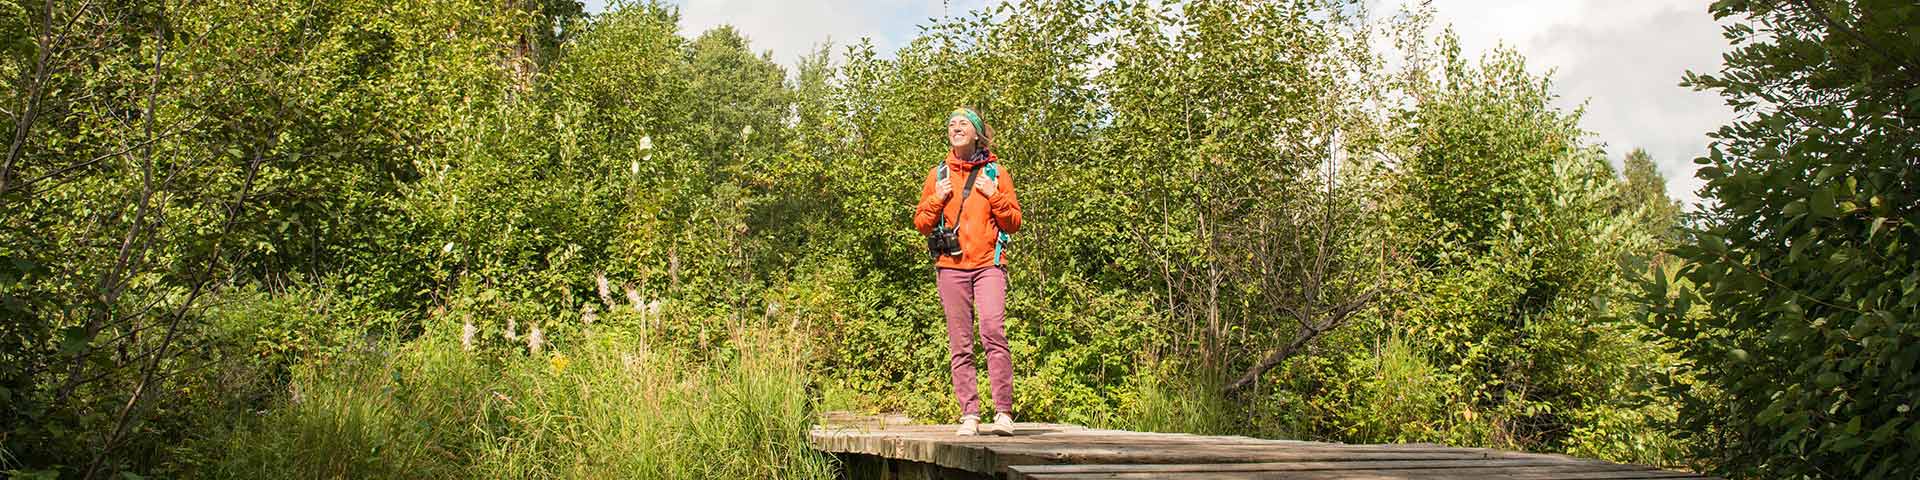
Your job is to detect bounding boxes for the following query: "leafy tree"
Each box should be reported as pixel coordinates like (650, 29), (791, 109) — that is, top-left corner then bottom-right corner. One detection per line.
(1646, 0), (1920, 477)
(1620, 150), (1682, 219)
(1265, 19), (1691, 460)
(1614, 149), (1685, 251)
(0, 0), (543, 474)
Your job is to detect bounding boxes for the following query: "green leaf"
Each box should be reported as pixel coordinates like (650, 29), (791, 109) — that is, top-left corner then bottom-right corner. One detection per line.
(1815, 163), (1848, 182)
(1816, 371), (1844, 388)
(59, 326), (91, 355)
(1811, 189), (1838, 218)
(1829, 434), (1863, 452)
(1784, 199), (1807, 216)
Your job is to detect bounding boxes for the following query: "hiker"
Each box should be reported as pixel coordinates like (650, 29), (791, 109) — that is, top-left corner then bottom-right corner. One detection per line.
(914, 107), (1024, 436)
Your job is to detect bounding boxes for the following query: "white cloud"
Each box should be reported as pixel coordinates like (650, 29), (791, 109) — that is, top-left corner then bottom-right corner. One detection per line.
(585, 0), (1002, 68)
(1384, 0), (1735, 207)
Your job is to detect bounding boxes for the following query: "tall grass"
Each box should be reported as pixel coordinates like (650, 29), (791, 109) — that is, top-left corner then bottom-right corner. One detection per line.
(194, 327), (835, 479)
(1110, 361), (1242, 436)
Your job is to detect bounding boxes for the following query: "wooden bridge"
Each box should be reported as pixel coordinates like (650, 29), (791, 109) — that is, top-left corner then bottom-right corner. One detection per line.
(810, 412), (1717, 480)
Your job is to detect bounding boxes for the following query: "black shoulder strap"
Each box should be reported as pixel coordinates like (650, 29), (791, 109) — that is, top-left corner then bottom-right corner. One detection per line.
(937, 166), (983, 231)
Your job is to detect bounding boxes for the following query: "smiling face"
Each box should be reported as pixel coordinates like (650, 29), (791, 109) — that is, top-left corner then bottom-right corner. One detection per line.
(947, 116), (978, 150)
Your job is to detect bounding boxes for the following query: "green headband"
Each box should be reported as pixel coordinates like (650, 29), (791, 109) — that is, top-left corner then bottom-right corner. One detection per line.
(949, 108), (983, 136)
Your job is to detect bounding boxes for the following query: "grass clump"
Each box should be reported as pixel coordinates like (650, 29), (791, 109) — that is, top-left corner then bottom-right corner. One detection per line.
(194, 327), (835, 479)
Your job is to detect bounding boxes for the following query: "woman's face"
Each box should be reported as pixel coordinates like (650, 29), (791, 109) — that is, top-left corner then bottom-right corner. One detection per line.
(947, 117), (977, 150)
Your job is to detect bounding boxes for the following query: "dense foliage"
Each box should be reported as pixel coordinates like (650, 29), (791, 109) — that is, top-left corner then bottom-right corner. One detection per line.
(1644, 0), (1920, 478)
(0, 0), (1899, 478)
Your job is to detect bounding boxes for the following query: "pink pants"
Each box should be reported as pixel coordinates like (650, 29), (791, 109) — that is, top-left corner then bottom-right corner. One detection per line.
(936, 266), (1013, 417)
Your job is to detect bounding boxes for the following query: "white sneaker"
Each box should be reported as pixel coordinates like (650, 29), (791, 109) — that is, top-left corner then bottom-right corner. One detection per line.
(987, 413), (1015, 436)
(955, 415), (980, 436)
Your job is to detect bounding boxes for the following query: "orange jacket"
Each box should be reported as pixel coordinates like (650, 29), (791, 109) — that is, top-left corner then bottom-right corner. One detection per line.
(914, 151), (1022, 269)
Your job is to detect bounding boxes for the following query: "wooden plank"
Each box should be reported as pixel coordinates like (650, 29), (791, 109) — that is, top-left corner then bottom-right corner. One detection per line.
(812, 427), (1538, 457)
(819, 411), (917, 427)
(810, 426), (1567, 474)
(1021, 472), (1709, 480)
(995, 432), (1465, 451)
(1029, 429), (1329, 445)
(814, 434), (1519, 456)
(812, 425), (1507, 455)
(808, 413), (1719, 480)
(1006, 458), (1603, 478)
(1012, 464), (1703, 480)
(946, 442), (1517, 473)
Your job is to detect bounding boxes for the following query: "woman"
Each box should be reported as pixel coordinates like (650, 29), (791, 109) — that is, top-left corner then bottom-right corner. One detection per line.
(913, 107), (1023, 436)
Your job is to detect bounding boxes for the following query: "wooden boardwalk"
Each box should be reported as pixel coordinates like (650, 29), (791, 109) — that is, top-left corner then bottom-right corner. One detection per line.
(810, 412), (1716, 480)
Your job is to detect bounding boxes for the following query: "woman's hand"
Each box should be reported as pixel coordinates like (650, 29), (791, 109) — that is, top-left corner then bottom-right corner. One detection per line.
(974, 175), (998, 198)
(935, 175), (954, 200)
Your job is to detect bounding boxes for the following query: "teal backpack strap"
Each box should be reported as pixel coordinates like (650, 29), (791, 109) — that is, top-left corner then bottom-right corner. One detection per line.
(983, 162), (1011, 265)
(934, 164), (951, 229)
(994, 232), (1007, 265)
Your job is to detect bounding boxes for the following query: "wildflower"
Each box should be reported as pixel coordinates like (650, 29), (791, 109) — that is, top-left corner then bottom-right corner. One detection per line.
(596, 272), (615, 307)
(549, 354), (571, 374)
(461, 319), (477, 351)
(528, 324), (545, 354)
(624, 284), (643, 311)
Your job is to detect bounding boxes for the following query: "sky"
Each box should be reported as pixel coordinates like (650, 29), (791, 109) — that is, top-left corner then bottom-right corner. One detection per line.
(1389, 0), (1737, 207)
(581, 0), (1736, 207)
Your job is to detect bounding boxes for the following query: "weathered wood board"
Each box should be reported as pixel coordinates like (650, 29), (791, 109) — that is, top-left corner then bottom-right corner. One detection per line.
(810, 412), (1716, 480)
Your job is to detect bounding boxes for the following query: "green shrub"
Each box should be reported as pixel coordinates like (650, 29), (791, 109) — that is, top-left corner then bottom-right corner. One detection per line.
(1648, 1), (1920, 477)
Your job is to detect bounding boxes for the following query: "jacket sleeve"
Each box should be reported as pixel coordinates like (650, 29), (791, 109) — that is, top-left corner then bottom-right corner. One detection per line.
(913, 166), (946, 235)
(989, 167), (1022, 234)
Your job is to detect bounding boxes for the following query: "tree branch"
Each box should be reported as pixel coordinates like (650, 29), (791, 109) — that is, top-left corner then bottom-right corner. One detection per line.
(1225, 286), (1386, 394)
